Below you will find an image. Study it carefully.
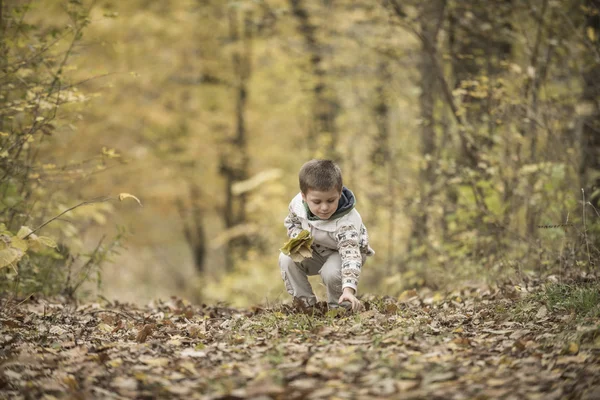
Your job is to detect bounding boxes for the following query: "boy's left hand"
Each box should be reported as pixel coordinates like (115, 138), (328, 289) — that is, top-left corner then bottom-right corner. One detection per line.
(338, 287), (361, 311)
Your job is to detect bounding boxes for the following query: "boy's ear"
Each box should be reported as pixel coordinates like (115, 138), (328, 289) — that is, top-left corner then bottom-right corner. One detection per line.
(301, 192), (306, 201)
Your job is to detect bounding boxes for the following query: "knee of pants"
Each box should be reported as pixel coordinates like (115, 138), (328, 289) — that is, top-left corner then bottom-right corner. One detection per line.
(321, 267), (341, 286)
(279, 253), (295, 294)
(279, 253), (296, 271)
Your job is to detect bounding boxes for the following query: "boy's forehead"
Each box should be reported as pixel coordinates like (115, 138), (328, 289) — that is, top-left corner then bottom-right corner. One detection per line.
(304, 188), (341, 198)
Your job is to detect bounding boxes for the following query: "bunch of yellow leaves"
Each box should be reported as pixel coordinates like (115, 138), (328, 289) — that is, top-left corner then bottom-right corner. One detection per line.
(280, 230), (314, 262)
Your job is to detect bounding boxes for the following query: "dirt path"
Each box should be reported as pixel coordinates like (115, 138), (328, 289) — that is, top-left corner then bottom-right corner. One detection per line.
(1, 284), (599, 399)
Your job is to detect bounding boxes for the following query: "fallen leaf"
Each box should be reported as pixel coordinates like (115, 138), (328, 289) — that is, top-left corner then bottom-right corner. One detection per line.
(536, 305), (548, 319)
(107, 358), (123, 368)
(567, 342), (579, 355)
(97, 323), (113, 334)
(556, 354), (588, 365)
(111, 377), (138, 390)
(180, 348), (207, 358)
(398, 289), (418, 302)
(166, 386), (191, 395)
(487, 378), (508, 387)
(423, 371), (456, 384)
(136, 324), (155, 343)
(179, 361), (199, 375)
(140, 357), (170, 367)
(49, 326), (67, 335)
(396, 380), (420, 391)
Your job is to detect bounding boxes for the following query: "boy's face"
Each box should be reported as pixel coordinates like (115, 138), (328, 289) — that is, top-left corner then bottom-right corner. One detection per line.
(302, 188), (341, 220)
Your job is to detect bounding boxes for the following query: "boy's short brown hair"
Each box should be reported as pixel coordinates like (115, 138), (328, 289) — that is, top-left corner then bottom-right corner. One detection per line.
(299, 159), (343, 194)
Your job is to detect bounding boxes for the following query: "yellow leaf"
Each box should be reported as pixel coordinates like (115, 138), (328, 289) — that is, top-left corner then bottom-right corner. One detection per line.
(97, 323), (113, 333)
(432, 292), (445, 303)
(108, 358), (123, 368)
(179, 361), (198, 376)
(0, 248), (24, 269)
(398, 289), (418, 302)
(141, 357), (170, 367)
(567, 342), (579, 355)
(118, 193), (143, 207)
(37, 236), (58, 248)
(10, 236), (29, 252)
(588, 27), (597, 42)
(16, 226), (33, 239)
(133, 371), (147, 381)
(102, 147), (121, 158)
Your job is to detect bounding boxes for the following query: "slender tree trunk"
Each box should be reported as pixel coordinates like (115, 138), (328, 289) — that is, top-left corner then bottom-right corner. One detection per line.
(178, 184), (207, 274)
(0, 0), (6, 133)
(289, 0), (339, 159)
(370, 62), (396, 272)
(410, 0), (445, 248)
(523, 0), (550, 237)
(219, 9), (253, 270)
(579, 0), (600, 209)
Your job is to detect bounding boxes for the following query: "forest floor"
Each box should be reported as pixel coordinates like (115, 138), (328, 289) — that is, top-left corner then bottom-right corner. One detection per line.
(1, 276), (600, 400)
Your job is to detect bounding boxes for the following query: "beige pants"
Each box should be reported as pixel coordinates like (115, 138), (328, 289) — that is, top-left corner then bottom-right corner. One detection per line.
(279, 249), (343, 305)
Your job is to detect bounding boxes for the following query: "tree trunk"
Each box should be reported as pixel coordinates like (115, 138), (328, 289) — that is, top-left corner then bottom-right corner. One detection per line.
(178, 184), (207, 274)
(219, 8), (253, 269)
(579, 0), (600, 209)
(289, 0), (339, 159)
(370, 61), (396, 272)
(410, 0), (445, 248)
(523, 0), (551, 237)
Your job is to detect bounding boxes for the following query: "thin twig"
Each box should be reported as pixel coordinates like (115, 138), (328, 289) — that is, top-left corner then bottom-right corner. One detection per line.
(23, 197), (111, 239)
(69, 235), (106, 294)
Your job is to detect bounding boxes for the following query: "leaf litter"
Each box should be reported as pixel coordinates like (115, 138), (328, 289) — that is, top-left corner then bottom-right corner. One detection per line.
(1, 283), (599, 399)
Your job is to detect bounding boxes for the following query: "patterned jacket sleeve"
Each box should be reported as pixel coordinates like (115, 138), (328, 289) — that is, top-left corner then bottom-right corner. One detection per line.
(335, 224), (363, 291)
(283, 204), (303, 239)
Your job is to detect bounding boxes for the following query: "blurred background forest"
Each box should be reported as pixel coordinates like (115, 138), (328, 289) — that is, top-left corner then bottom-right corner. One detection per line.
(1, 0), (600, 306)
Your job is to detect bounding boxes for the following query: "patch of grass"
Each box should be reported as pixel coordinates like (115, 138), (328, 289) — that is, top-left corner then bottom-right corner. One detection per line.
(539, 282), (600, 319)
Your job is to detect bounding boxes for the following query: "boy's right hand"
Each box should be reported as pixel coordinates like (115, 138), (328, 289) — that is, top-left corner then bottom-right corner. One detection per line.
(338, 287), (361, 311)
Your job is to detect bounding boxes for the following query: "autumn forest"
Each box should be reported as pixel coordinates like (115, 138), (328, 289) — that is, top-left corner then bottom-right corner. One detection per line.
(1, 0), (600, 398)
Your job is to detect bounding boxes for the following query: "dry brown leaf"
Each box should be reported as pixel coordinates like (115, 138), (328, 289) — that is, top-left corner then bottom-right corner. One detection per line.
(136, 323), (155, 343)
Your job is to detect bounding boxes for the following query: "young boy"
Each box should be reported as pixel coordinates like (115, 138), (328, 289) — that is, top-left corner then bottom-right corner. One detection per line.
(279, 159), (374, 311)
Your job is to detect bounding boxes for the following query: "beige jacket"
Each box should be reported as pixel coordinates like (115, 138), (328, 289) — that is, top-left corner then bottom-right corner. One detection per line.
(283, 193), (374, 291)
